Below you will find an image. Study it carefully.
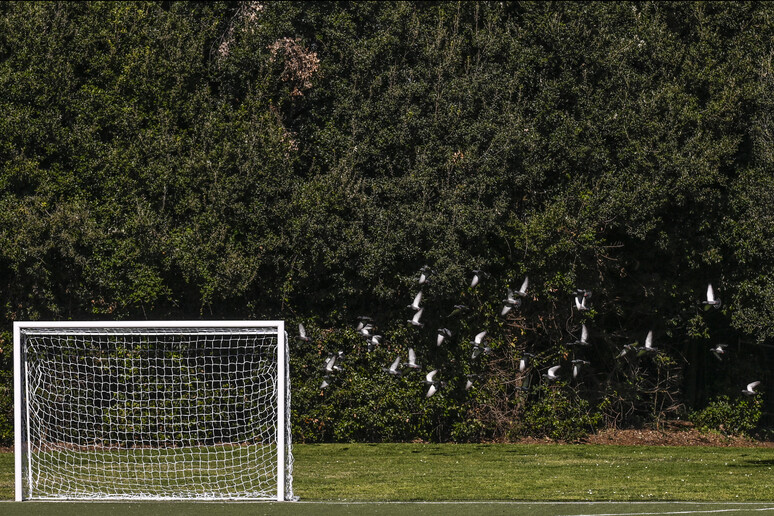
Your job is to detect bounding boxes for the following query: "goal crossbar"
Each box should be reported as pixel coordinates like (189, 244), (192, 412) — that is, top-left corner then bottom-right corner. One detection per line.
(14, 321), (292, 501)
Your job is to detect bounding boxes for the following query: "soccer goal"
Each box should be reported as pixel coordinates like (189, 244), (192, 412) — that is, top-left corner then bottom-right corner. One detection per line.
(13, 321), (293, 501)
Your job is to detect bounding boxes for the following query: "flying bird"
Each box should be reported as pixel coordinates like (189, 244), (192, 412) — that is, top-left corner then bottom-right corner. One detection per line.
(297, 323), (311, 342)
(702, 283), (721, 310)
(465, 374), (477, 391)
(501, 289), (523, 316)
(406, 348), (421, 370)
(544, 365), (561, 381)
(437, 328), (452, 346)
(383, 356), (402, 377)
(742, 381), (761, 396)
(447, 304), (470, 318)
(408, 291), (423, 311)
(637, 330), (657, 356)
(470, 331), (489, 358)
(572, 359), (590, 378)
(519, 352), (534, 372)
(514, 276), (529, 297)
(407, 308), (425, 327)
(367, 334), (382, 352)
(710, 343), (727, 361)
(568, 324), (590, 347)
(417, 265), (433, 285)
(424, 369), (443, 398)
(470, 269), (490, 288)
(574, 295), (590, 312)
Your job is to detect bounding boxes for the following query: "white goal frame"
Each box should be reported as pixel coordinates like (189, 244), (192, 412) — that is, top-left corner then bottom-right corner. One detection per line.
(14, 320), (291, 501)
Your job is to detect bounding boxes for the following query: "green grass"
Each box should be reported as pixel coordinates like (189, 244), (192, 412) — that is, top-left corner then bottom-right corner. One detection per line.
(2, 443), (774, 503)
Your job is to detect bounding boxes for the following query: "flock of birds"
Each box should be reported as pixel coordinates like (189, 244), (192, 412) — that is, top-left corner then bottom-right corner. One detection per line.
(296, 268), (762, 400)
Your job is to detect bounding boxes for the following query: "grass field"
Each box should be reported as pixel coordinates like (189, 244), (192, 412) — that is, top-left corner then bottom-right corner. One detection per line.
(2, 443), (774, 514)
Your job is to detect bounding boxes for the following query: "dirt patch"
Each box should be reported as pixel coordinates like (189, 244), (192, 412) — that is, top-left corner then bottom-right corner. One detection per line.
(513, 421), (774, 447)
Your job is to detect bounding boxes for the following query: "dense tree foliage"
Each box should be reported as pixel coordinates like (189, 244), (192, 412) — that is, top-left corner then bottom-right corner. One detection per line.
(1, 1), (774, 444)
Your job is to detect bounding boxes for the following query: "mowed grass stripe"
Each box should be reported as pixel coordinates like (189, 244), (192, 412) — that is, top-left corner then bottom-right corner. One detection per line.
(292, 443), (774, 501)
(2, 443), (774, 502)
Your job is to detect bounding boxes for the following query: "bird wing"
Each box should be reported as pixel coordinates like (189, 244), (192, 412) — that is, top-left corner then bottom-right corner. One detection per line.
(474, 331), (487, 344)
(707, 284), (715, 303)
(471, 274), (479, 287)
(412, 291), (423, 307)
(298, 323), (307, 339)
(501, 305), (512, 316)
(581, 324), (588, 343)
(747, 381), (761, 392)
(389, 356), (401, 372)
(426, 369), (438, 382)
(426, 384), (438, 398)
(520, 276), (529, 294)
(548, 365), (561, 377)
(324, 356), (336, 373)
(408, 347), (417, 366)
(645, 330), (653, 349)
(412, 308), (424, 323)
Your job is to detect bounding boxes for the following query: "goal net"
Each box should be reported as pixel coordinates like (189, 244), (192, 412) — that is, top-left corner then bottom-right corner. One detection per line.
(14, 321), (293, 501)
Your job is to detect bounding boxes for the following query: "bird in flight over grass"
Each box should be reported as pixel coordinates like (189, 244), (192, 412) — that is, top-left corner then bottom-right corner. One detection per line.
(742, 381), (760, 396)
(408, 308), (425, 327)
(702, 283), (721, 310)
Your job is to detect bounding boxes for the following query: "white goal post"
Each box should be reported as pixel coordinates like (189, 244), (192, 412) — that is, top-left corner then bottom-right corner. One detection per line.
(14, 321), (293, 501)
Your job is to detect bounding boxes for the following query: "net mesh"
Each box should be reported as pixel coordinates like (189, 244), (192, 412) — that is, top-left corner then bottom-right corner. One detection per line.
(19, 326), (292, 500)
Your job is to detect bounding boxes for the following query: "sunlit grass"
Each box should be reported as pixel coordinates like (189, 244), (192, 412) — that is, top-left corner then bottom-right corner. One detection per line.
(3, 443), (774, 502)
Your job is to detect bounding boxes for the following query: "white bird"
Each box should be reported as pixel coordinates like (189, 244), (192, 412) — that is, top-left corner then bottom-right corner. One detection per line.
(424, 370), (442, 398)
(367, 334), (382, 352)
(437, 328), (452, 346)
(297, 323), (311, 342)
(471, 331), (489, 358)
(323, 354), (337, 374)
(320, 377), (331, 390)
(406, 348), (421, 370)
(514, 276), (529, 297)
(710, 343), (727, 361)
(359, 323), (375, 338)
(465, 374), (476, 391)
(574, 295), (589, 311)
(470, 269), (490, 288)
(408, 291), (423, 311)
(638, 330), (657, 355)
(544, 365), (561, 381)
(417, 265), (433, 285)
(742, 381), (761, 396)
(569, 324), (590, 346)
(407, 308), (425, 327)
(383, 356), (402, 377)
(703, 283), (721, 310)
(519, 353), (534, 372)
(572, 359), (590, 378)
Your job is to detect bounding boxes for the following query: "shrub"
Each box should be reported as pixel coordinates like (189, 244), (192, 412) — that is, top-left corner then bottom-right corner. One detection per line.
(520, 385), (601, 442)
(689, 395), (762, 437)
